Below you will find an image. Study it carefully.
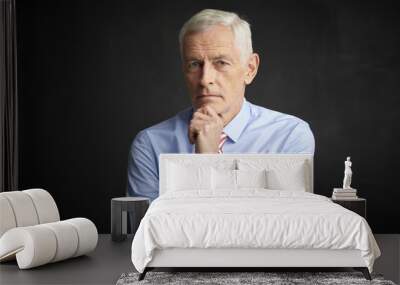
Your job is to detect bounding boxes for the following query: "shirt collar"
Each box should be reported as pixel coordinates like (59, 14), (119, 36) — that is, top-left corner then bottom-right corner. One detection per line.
(223, 98), (250, 143)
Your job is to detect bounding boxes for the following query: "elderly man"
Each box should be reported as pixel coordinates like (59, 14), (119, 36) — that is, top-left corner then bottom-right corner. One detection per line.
(127, 9), (314, 201)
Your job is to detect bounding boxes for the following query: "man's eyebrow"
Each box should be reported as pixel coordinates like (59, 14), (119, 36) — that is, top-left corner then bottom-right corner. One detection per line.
(184, 55), (234, 62)
(211, 55), (233, 61)
(185, 57), (202, 62)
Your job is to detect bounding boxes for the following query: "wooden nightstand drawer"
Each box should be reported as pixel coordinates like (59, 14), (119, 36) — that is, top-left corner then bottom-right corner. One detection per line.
(331, 198), (366, 219)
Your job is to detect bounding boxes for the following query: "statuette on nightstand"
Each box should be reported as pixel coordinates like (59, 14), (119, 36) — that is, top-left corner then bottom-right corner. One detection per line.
(332, 156), (358, 199)
(343, 156), (353, 189)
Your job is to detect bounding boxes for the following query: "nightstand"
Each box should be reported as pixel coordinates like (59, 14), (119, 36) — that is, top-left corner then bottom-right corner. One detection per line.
(331, 198), (366, 219)
(111, 197), (150, 242)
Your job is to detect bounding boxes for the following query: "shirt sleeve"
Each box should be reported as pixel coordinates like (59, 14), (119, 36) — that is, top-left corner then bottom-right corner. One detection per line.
(282, 121), (315, 154)
(127, 131), (159, 201)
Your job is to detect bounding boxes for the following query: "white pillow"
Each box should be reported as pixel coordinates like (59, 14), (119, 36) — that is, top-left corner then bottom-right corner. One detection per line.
(237, 159), (308, 191)
(266, 168), (306, 191)
(211, 169), (268, 190)
(237, 169), (267, 189)
(167, 162), (212, 191)
(212, 168), (236, 190)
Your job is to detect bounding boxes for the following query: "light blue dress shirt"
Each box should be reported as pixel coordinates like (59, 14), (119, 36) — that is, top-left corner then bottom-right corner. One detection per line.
(127, 99), (315, 201)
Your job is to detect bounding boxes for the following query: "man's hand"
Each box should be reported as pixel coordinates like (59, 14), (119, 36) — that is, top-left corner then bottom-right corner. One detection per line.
(189, 105), (224, 153)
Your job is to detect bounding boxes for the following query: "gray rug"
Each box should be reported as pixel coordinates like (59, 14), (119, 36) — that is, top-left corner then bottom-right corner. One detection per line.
(116, 271), (397, 285)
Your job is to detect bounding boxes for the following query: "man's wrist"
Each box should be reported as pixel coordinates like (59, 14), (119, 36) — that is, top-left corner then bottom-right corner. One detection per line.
(195, 142), (219, 153)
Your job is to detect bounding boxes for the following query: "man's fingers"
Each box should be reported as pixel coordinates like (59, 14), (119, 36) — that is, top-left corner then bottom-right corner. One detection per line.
(201, 105), (225, 123)
(188, 124), (199, 144)
(188, 118), (206, 144)
(188, 117), (213, 143)
(201, 105), (225, 126)
(192, 111), (210, 121)
(189, 118), (209, 134)
(201, 105), (218, 118)
(188, 129), (196, 144)
(190, 117), (210, 127)
(188, 106), (224, 146)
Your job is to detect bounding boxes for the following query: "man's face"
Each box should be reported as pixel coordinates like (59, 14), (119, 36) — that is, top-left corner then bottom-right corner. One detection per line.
(182, 25), (256, 124)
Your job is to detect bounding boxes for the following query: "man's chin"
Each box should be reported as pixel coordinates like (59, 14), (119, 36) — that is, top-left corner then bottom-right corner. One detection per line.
(196, 101), (221, 111)
(195, 102), (229, 116)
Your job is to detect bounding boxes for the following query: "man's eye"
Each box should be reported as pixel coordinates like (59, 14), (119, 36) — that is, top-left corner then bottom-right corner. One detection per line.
(216, 60), (229, 67)
(188, 62), (200, 69)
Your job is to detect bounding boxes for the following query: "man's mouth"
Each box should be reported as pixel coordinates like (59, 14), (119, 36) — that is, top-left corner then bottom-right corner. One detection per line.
(197, 94), (220, 99)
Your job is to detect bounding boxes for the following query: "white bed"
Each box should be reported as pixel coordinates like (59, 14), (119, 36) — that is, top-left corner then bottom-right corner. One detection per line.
(131, 154), (380, 280)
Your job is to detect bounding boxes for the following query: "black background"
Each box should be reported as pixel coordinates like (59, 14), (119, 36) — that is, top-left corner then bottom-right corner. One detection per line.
(17, 0), (400, 233)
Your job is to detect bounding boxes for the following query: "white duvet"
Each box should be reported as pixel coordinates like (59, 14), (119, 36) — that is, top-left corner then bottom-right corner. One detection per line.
(131, 190), (380, 273)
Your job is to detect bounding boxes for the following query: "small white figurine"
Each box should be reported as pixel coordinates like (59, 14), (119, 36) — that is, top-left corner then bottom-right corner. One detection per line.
(342, 156), (353, 189)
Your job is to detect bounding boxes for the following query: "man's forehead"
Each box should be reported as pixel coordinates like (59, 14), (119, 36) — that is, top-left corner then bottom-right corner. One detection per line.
(184, 46), (235, 60)
(184, 26), (234, 46)
(183, 25), (239, 60)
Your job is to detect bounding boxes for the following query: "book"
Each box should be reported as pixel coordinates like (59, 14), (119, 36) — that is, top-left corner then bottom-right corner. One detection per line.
(332, 194), (358, 200)
(333, 188), (357, 193)
(332, 192), (357, 197)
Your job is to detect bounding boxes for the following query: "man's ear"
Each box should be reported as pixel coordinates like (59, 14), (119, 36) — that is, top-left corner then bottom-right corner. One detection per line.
(244, 53), (260, 85)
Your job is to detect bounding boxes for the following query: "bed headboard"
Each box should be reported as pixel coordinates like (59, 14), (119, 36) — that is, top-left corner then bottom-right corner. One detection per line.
(159, 154), (314, 195)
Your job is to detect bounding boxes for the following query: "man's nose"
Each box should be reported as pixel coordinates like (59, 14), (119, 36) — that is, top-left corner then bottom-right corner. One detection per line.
(200, 62), (216, 87)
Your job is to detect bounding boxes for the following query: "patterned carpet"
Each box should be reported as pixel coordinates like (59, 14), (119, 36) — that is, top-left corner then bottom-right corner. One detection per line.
(116, 271), (397, 285)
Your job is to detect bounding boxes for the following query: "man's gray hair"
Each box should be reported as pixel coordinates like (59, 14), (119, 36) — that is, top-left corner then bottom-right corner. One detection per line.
(179, 9), (253, 63)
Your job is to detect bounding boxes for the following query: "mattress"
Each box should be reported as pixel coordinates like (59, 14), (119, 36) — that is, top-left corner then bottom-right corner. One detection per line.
(131, 190), (381, 273)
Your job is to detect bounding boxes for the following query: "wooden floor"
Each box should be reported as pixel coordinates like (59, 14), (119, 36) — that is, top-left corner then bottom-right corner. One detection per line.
(0, 234), (398, 284)
(373, 234), (400, 284)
